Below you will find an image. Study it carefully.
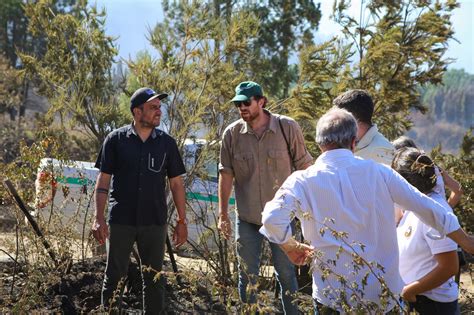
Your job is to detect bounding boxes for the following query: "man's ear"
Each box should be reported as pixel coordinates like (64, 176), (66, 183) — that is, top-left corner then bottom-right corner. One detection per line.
(351, 137), (357, 152)
(132, 107), (140, 117)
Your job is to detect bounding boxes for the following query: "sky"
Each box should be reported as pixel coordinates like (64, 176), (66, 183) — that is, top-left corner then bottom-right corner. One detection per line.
(93, 0), (473, 74)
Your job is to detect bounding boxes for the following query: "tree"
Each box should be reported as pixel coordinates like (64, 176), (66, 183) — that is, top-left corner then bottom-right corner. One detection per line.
(407, 69), (473, 152)
(0, 0), (77, 119)
(245, 0), (322, 98)
(289, 0), (459, 153)
(19, 0), (126, 152)
(162, 0), (322, 99)
(421, 68), (473, 128)
(0, 54), (22, 118)
(431, 130), (473, 234)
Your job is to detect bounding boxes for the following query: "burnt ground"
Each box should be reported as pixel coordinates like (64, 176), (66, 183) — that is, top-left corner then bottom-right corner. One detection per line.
(0, 256), (287, 314)
(0, 257), (473, 313)
(0, 216), (472, 315)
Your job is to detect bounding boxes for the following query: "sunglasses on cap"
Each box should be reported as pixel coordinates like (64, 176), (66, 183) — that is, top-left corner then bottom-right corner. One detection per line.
(234, 100), (252, 107)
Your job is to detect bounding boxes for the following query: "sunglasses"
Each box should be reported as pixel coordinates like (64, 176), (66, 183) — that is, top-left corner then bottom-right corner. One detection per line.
(234, 100), (252, 108)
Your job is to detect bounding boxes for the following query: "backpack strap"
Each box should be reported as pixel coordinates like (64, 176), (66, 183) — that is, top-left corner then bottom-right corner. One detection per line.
(278, 116), (295, 170)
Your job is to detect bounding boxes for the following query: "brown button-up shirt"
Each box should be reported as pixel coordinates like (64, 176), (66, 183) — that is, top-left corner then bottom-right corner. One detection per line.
(219, 110), (313, 225)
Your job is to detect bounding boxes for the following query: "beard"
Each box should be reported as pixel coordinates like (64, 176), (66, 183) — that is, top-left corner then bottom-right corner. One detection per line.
(139, 116), (160, 128)
(240, 109), (259, 122)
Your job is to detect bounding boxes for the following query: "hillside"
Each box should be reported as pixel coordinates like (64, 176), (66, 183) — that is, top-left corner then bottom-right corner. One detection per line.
(409, 69), (473, 153)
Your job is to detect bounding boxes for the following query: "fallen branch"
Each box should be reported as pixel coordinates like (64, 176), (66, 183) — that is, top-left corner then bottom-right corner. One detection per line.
(3, 179), (59, 267)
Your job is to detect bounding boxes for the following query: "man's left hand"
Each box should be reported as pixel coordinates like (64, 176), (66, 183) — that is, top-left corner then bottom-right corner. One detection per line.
(173, 221), (188, 248)
(401, 284), (417, 302)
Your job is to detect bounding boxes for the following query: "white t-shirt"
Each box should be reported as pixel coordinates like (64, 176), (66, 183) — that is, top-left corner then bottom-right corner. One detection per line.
(397, 192), (458, 302)
(433, 166), (446, 196)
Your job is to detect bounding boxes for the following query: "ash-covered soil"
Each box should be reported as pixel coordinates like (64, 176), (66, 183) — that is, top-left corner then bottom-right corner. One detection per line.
(0, 256), (284, 314)
(1, 253), (472, 314)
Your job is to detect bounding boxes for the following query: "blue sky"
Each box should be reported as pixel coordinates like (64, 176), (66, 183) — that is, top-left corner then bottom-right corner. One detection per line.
(93, 0), (473, 73)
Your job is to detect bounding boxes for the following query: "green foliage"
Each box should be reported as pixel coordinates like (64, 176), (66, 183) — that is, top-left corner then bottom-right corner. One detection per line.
(0, 55), (23, 115)
(0, 0), (77, 66)
(244, 0), (322, 98)
(18, 0), (126, 145)
(290, 0), (459, 156)
(431, 129), (474, 233)
(0, 0), (77, 120)
(162, 0), (322, 99)
(287, 37), (353, 154)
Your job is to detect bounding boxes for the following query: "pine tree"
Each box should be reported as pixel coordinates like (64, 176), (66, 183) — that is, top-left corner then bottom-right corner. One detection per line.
(19, 0), (125, 147)
(289, 0), (459, 153)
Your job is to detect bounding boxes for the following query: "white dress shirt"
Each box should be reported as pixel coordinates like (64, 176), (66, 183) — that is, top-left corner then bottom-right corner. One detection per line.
(433, 166), (446, 196)
(260, 149), (460, 312)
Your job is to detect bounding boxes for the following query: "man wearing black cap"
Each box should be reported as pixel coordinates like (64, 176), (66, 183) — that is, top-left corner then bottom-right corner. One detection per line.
(218, 81), (313, 314)
(92, 87), (187, 314)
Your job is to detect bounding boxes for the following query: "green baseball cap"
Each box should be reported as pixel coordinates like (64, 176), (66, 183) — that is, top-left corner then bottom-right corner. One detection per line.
(231, 81), (263, 102)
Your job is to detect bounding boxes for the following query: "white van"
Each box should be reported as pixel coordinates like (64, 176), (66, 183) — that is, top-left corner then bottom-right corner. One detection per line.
(34, 158), (98, 240)
(34, 139), (234, 250)
(181, 138), (235, 250)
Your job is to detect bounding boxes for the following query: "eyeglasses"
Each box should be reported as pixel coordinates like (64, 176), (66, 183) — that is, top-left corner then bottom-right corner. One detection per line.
(234, 100), (252, 108)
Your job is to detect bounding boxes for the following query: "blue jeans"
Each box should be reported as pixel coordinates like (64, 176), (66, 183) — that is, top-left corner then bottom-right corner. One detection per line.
(236, 218), (299, 315)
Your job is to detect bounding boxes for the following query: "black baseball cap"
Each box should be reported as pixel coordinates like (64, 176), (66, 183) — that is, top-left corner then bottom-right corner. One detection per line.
(130, 87), (168, 111)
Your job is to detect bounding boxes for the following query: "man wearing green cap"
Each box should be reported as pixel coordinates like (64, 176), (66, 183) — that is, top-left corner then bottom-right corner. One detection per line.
(218, 81), (313, 314)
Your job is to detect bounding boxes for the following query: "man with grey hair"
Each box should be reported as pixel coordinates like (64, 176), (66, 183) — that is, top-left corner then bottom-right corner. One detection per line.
(259, 108), (474, 313)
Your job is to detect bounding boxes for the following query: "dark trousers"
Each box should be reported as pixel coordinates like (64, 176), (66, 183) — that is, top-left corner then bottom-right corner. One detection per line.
(313, 299), (402, 314)
(102, 223), (168, 314)
(409, 295), (459, 315)
(313, 299), (339, 315)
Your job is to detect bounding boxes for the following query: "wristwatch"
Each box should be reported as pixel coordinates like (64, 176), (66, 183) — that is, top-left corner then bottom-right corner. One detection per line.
(176, 217), (188, 225)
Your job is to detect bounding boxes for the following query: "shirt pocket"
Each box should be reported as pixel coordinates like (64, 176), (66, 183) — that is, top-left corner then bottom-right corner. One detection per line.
(233, 151), (254, 178)
(268, 149), (290, 172)
(148, 152), (167, 173)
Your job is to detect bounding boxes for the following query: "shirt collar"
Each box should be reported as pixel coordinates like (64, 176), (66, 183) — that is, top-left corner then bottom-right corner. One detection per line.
(316, 148), (354, 168)
(356, 124), (379, 151)
(239, 109), (277, 134)
(126, 122), (161, 139)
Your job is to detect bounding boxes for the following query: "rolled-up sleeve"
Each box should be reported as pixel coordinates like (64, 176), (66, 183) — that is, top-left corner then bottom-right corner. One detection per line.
(219, 128), (234, 175)
(387, 169), (460, 236)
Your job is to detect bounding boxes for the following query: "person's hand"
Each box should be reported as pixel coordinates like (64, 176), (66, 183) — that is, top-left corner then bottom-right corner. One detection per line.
(92, 217), (109, 245)
(280, 239), (314, 265)
(218, 215), (232, 240)
(173, 220), (188, 248)
(401, 284), (417, 302)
